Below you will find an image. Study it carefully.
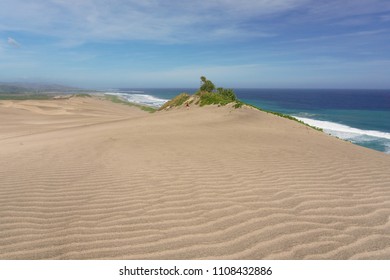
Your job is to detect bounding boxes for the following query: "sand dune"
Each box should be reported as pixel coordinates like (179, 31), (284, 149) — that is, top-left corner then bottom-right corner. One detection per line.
(1, 96), (390, 259)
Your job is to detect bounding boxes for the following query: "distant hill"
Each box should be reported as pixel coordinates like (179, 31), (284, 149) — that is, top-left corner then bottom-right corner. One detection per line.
(0, 82), (81, 94)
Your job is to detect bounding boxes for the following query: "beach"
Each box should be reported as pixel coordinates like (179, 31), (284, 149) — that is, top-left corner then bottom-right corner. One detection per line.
(1, 96), (390, 259)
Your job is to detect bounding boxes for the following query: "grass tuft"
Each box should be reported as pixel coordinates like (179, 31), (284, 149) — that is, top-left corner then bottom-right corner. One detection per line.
(159, 93), (190, 110)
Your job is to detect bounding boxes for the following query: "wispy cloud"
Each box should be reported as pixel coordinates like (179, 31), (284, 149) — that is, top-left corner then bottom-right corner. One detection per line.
(0, 0), (305, 44)
(292, 29), (389, 43)
(7, 37), (21, 48)
(301, 0), (390, 22)
(1, 0), (390, 88)
(380, 14), (390, 22)
(1, 0), (389, 46)
(1, 0), (389, 45)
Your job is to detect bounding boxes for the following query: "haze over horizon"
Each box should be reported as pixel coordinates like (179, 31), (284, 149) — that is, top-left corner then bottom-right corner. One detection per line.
(1, 0), (390, 89)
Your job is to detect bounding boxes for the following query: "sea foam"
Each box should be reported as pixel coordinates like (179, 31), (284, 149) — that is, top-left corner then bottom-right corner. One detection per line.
(294, 117), (390, 140)
(105, 92), (169, 108)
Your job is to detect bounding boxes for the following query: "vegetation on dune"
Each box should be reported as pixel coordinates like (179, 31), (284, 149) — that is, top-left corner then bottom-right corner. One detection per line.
(196, 76), (240, 107)
(158, 77), (241, 109)
(104, 94), (156, 113)
(159, 93), (190, 110)
(233, 101), (244, 108)
(217, 87), (236, 101)
(197, 91), (233, 107)
(200, 76), (216, 92)
(158, 76), (323, 132)
(266, 111), (323, 132)
(198, 76), (322, 131)
(244, 103), (323, 132)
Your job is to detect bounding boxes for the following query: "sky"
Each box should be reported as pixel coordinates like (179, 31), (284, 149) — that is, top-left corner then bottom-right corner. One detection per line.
(1, 0), (390, 89)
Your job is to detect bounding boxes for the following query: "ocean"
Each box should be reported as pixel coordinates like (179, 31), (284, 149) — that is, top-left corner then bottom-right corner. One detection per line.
(104, 88), (390, 154)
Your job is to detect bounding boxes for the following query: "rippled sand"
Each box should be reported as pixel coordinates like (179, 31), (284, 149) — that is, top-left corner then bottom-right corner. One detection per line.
(1, 96), (389, 259)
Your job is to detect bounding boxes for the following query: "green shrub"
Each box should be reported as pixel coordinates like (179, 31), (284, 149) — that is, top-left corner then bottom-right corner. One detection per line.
(217, 87), (237, 101)
(198, 91), (232, 106)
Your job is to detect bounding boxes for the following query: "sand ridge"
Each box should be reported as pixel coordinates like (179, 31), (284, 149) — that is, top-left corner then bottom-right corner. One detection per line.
(1, 96), (390, 259)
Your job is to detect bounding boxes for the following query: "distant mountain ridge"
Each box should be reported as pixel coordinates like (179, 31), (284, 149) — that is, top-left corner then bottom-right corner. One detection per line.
(0, 82), (81, 93)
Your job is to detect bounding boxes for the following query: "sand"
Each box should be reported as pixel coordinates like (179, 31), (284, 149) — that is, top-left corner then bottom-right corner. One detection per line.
(1, 96), (390, 260)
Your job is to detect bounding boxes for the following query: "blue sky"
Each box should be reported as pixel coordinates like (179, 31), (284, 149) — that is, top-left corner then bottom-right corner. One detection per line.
(1, 0), (390, 89)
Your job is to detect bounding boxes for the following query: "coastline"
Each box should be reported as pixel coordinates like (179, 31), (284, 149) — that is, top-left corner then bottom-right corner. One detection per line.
(1, 96), (390, 259)
(105, 89), (390, 154)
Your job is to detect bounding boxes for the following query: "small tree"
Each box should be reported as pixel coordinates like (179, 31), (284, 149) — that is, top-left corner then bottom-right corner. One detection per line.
(200, 76), (215, 92)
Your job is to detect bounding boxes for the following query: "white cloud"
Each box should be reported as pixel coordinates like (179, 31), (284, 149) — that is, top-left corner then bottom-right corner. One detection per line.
(1, 0), (389, 46)
(7, 37), (21, 47)
(1, 0), (389, 44)
(0, 0), (306, 44)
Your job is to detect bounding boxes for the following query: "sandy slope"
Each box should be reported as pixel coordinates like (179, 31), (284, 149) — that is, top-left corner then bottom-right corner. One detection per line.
(1, 96), (389, 259)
